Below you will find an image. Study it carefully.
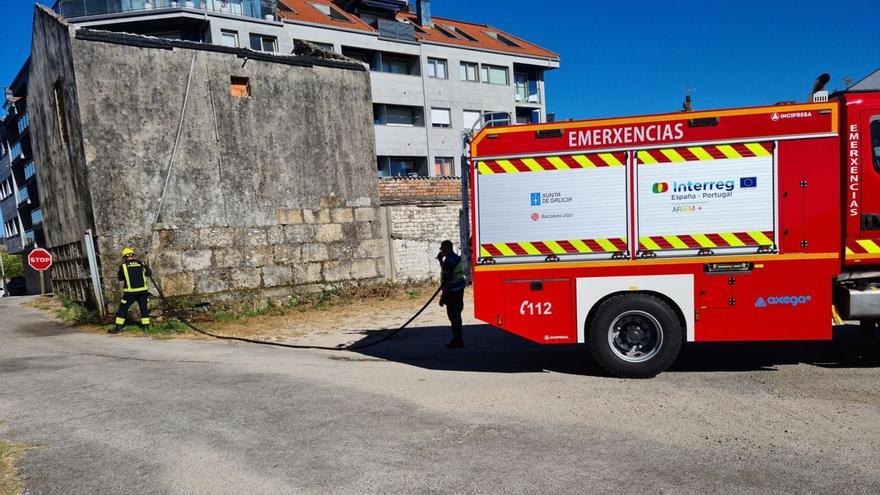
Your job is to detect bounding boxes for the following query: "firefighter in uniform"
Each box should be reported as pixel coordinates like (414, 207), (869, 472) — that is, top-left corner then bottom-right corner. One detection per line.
(437, 240), (466, 349)
(111, 247), (152, 334)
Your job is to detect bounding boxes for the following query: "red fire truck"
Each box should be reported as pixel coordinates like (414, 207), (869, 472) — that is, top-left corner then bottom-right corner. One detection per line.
(468, 76), (880, 377)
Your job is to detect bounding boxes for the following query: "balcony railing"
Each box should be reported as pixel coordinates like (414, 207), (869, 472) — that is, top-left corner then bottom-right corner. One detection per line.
(54, 0), (266, 20)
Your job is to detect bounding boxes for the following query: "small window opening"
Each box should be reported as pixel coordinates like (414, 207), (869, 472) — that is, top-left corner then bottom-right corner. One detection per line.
(231, 77), (251, 98)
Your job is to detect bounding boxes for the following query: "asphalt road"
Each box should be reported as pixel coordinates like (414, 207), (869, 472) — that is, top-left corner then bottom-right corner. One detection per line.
(1, 296), (879, 494)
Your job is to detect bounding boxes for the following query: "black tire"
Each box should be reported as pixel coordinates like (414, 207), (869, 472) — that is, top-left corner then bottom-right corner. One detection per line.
(859, 320), (878, 340)
(587, 294), (683, 378)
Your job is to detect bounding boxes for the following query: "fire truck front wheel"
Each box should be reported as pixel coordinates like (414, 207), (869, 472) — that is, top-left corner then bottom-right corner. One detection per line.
(588, 294), (683, 378)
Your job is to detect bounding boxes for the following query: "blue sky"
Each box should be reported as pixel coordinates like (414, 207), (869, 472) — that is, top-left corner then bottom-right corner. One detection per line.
(2, 1), (879, 118)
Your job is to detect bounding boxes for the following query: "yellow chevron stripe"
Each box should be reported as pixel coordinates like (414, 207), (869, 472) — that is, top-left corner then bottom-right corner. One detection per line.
(719, 232), (746, 247)
(856, 239), (880, 254)
(547, 156), (570, 170)
(745, 142), (772, 157)
(497, 160), (519, 174)
(596, 238), (617, 252)
(846, 247), (855, 255)
(688, 147), (714, 161)
(519, 242), (542, 256)
(748, 231), (774, 246)
(637, 151), (658, 164)
(692, 233), (717, 248)
(569, 239), (592, 253)
(478, 162), (494, 174)
(660, 149), (686, 162)
(640, 237), (661, 251)
(572, 155), (596, 168)
(717, 145), (742, 159)
(521, 158), (544, 172)
(664, 235), (689, 249)
(479, 246), (491, 257)
(494, 243), (516, 256)
(598, 153), (624, 166)
(543, 240), (567, 255)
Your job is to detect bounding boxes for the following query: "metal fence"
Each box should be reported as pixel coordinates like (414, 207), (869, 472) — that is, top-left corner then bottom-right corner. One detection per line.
(55, 0), (267, 19)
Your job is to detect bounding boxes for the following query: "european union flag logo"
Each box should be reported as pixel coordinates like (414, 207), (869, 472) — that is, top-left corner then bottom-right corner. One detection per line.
(530, 193), (541, 206)
(740, 177), (757, 188)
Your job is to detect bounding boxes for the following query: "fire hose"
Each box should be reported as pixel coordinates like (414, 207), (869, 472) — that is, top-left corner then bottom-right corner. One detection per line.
(146, 273), (441, 351)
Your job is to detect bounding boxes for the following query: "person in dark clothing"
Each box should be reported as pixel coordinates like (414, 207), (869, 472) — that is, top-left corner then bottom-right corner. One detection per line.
(437, 240), (466, 349)
(111, 247), (152, 334)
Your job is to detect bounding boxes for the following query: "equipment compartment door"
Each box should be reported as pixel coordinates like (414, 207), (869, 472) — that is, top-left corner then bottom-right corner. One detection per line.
(476, 152), (628, 261)
(503, 279), (574, 344)
(636, 142), (776, 256)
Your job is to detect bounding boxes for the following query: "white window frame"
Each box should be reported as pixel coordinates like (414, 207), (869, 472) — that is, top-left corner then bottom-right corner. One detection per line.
(481, 64), (509, 85)
(431, 108), (451, 128)
(463, 110), (482, 131)
(427, 57), (448, 79)
(221, 30), (239, 47)
(460, 62), (479, 82)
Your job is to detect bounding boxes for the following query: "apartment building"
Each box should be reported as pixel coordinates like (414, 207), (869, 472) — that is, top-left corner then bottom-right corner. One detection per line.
(52, 0), (560, 177)
(1, 61), (48, 294)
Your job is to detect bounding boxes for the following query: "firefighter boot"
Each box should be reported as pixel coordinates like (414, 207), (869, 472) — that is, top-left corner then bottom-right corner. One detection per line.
(108, 326), (123, 335)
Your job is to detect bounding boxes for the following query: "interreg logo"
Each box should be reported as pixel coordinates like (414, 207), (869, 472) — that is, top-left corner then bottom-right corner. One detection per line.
(754, 295), (812, 308)
(651, 177), (757, 193)
(530, 192), (542, 206)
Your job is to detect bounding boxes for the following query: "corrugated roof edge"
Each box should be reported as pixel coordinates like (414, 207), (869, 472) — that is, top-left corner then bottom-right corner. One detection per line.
(73, 29), (368, 72)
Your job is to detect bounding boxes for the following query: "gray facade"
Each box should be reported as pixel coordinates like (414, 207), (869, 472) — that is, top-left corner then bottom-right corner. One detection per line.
(54, 0), (560, 177)
(29, 6), (387, 310)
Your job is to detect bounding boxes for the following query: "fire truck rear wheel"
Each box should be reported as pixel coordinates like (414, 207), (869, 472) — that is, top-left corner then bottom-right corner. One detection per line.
(588, 294), (683, 378)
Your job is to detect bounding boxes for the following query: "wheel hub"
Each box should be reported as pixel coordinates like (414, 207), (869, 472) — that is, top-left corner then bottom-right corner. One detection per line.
(608, 311), (664, 363)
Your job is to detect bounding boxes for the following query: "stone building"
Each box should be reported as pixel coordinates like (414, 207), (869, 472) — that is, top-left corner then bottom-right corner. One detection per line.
(28, 5), (387, 310)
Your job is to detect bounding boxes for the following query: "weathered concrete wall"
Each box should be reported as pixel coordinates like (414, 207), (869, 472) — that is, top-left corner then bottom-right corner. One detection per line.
(28, 7), (96, 248)
(29, 7), (387, 311)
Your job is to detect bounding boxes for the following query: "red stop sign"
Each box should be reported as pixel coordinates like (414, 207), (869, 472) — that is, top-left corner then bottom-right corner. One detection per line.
(28, 248), (53, 271)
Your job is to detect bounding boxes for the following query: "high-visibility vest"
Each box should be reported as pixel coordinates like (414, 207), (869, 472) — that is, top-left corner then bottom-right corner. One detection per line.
(442, 253), (466, 291)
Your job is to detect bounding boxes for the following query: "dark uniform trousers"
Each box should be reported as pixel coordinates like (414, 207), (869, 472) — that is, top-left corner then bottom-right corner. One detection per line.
(445, 289), (465, 343)
(116, 291), (150, 327)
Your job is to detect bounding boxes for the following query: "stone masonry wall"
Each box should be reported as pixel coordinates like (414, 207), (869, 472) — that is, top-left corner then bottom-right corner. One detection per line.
(379, 177), (463, 282)
(29, 9), (386, 312)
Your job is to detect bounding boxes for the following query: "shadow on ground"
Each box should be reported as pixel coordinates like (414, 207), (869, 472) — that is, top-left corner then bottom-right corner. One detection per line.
(348, 323), (880, 376)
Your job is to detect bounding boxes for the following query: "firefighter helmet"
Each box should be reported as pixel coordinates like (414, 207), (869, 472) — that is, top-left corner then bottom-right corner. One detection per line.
(121, 247), (135, 258)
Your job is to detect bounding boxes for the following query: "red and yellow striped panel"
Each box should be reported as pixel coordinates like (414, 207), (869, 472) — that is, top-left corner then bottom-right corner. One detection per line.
(480, 238), (628, 257)
(845, 239), (880, 260)
(478, 152), (627, 175)
(638, 231), (775, 251)
(636, 142), (773, 164)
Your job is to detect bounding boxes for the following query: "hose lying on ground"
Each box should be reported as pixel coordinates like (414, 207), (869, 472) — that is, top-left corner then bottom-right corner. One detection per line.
(146, 274), (441, 351)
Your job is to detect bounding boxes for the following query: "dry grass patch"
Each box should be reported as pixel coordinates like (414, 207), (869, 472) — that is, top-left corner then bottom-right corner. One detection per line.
(0, 433), (33, 495)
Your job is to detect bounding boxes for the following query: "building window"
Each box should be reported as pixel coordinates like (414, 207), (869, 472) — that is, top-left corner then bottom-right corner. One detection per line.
(249, 34), (277, 52)
(312, 2), (351, 22)
(17, 113), (28, 134)
(377, 157), (425, 177)
(10, 142), (22, 159)
(481, 64), (509, 85)
(427, 58), (447, 79)
(18, 186), (29, 204)
(431, 108), (451, 128)
(4, 220), (19, 237)
(386, 106), (417, 126)
(31, 208), (42, 226)
(0, 178), (12, 199)
(221, 30), (239, 47)
(381, 54), (413, 75)
(484, 112), (511, 127)
(230, 77), (251, 98)
(460, 62), (479, 82)
(23, 162), (36, 180)
(298, 39), (334, 52)
(434, 157), (455, 176)
(483, 31), (521, 48)
(463, 110), (482, 131)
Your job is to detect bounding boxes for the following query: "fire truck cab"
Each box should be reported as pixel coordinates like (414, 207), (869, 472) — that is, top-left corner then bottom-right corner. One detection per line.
(468, 71), (880, 377)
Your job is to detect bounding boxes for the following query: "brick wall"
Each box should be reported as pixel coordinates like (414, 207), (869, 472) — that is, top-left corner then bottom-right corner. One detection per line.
(378, 177), (462, 203)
